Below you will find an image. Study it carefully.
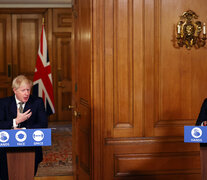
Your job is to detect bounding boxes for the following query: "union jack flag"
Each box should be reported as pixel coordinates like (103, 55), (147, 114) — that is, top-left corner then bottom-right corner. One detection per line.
(33, 24), (55, 116)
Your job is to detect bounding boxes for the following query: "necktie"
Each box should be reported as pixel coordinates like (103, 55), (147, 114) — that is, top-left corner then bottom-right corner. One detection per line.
(19, 102), (24, 113)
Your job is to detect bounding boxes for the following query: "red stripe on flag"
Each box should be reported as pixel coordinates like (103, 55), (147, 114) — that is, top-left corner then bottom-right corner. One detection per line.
(33, 55), (54, 106)
(33, 24), (55, 115)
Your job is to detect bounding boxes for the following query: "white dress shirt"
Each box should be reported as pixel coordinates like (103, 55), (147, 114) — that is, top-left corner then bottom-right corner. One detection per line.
(13, 96), (26, 128)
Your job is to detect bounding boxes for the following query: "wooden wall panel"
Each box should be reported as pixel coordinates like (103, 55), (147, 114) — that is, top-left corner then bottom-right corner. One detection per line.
(104, 0), (144, 138)
(53, 8), (72, 33)
(113, 0), (134, 130)
(104, 0), (207, 137)
(95, 0), (207, 179)
(114, 152), (199, 176)
(0, 15), (9, 76)
(151, 0), (207, 136)
(0, 14), (12, 96)
(0, 88), (9, 98)
(12, 14), (42, 80)
(103, 137), (201, 180)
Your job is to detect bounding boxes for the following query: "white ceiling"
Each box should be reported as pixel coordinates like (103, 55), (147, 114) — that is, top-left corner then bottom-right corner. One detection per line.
(0, 0), (72, 8)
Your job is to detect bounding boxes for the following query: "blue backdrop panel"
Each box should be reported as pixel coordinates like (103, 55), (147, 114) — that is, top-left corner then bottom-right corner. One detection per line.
(0, 129), (51, 147)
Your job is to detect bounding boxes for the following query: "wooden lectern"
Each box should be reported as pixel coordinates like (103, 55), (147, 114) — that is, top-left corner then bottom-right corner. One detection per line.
(200, 146), (207, 180)
(0, 128), (51, 180)
(7, 147), (35, 180)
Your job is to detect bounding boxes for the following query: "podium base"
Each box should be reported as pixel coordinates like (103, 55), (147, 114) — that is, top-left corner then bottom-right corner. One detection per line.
(7, 147), (35, 180)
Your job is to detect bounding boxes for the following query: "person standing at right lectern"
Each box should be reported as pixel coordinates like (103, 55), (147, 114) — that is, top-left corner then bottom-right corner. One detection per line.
(196, 98), (207, 126)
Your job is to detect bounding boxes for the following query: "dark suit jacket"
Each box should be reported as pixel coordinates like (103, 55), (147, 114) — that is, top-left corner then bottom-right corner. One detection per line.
(0, 95), (48, 179)
(0, 95), (48, 129)
(195, 98), (207, 148)
(196, 98), (207, 126)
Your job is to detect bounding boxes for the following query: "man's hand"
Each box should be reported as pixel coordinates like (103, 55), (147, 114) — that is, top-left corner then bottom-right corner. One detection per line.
(15, 108), (32, 125)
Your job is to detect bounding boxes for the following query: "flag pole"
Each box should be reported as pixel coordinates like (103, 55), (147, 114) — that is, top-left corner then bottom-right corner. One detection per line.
(42, 18), (44, 25)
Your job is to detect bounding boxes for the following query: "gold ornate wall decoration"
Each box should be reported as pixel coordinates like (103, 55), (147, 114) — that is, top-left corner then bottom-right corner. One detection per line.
(176, 10), (206, 49)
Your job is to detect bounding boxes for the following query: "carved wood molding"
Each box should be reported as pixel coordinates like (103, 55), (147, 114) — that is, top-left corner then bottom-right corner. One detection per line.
(154, 119), (196, 127)
(114, 151), (200, 177)
(105, 136), (185, 145)
(0, 0), (72, 8)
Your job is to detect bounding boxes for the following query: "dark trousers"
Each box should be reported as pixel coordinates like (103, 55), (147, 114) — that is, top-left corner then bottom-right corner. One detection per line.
(0, 148), (8, 180)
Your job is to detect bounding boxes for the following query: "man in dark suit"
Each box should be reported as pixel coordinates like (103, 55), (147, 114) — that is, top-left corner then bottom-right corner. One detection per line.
(0, 75), (48, 180)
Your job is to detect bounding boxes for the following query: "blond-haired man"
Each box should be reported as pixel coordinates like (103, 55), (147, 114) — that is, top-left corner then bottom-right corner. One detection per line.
(0, 75), (48, 180)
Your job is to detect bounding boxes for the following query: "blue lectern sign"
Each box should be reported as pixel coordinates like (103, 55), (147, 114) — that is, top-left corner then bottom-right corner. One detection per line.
(0, 129), (51, 147)
(184, 126), (207, 143)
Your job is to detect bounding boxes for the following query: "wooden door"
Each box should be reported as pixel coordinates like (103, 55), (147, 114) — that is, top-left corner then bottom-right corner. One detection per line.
(52, 8), (73, 122)
(12, 14), (42, 80)
(0, 13), (42, 98)
(72, 0), (92, 179)
(0, 14), (12, 97)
